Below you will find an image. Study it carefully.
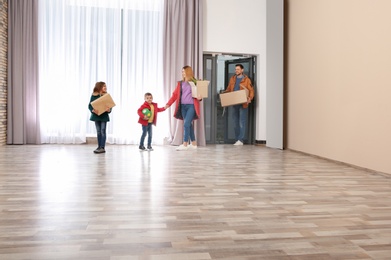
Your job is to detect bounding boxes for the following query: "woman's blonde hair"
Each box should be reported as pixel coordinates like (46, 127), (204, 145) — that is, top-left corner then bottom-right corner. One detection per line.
(182, 66), (195, 81)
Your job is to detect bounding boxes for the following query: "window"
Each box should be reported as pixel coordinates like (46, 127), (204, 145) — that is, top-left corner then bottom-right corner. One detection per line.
(38, 0), (165, 144)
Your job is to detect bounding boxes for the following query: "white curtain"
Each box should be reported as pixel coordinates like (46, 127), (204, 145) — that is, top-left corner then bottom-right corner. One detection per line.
(38, 0), (166, 144)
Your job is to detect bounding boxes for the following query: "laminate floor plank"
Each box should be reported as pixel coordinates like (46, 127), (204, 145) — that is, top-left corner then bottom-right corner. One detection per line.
(0, 144), (390, 259)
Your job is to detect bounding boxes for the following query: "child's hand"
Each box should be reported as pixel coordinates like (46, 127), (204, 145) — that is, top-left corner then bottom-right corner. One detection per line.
(143, 116), (149, 120)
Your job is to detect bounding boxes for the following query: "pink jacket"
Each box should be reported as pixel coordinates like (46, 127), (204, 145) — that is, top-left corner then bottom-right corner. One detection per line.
(166, 81), (201, 120)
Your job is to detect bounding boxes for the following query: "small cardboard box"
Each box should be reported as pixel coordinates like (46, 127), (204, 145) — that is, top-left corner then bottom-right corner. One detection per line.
(220, 89), (248, 107)
(90, 93), (116, 115)
(190, 80), (209, 98)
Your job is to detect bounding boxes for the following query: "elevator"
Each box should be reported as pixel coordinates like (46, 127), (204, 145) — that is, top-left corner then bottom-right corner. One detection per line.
(203, 54), (256, 144)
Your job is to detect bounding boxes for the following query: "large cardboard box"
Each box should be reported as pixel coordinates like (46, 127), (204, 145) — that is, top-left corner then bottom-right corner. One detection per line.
(220, 89), (248, 107)
(190, 80), (209, 98)
(90, 93), (116, 115)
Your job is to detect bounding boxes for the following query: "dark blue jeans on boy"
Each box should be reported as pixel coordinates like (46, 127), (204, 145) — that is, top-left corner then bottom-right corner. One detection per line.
(140, 123), (152, 147)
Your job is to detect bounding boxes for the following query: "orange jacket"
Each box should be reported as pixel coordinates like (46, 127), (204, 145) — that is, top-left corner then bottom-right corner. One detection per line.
(226, 74), (254, 108)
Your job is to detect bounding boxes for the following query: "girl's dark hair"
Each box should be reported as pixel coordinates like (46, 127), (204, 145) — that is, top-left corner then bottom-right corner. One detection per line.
(93, 81), (106, 93)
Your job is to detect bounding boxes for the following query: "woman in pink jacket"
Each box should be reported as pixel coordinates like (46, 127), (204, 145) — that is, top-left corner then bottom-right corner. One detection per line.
(165, 66), (202, 151)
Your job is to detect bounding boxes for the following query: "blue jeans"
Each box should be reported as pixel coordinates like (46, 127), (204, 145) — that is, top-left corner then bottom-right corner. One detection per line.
(140, 123), (152, 147)
(95, 121), (107, 148)
(232, 105), (248, 142)
(181, 104), (196, 143)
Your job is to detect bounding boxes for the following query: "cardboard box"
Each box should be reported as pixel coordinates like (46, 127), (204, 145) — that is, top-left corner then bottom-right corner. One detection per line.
(190, 80), (209, 98)
(220, 89), (249, 107)
(90, 93), (116, 115)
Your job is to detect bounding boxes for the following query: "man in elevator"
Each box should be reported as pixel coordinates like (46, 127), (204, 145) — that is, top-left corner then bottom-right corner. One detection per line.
(225, 63), (254, 145)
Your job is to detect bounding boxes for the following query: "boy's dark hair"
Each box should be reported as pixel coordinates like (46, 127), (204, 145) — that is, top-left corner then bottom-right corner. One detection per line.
(144, 92), (153, 98)
(235, 64), (244, 69)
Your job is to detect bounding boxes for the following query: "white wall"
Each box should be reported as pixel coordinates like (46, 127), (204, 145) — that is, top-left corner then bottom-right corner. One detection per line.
(286, 0), (391, 174)
(266, 0), (284, 149)
(203, 0), (267, 142)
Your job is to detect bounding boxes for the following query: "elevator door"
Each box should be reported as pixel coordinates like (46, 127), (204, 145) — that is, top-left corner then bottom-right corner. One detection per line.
(203, 55), (256, 144)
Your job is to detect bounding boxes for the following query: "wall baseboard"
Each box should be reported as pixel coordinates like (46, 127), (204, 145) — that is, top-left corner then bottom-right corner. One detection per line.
(288, 149), (390, 177)
(254, 140), (266, 146)
(86, 137), (97, 144)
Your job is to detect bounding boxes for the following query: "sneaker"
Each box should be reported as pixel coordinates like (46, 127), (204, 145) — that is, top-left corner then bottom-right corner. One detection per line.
(147, 146), (154, 151)
(93, 147), (100, 153)
(139, 145), (146, 151)
(94, 147), (106, 153)
(233, 140), (243, 146)
(189, 144), (198, 149)
(176, 144), (188, 151)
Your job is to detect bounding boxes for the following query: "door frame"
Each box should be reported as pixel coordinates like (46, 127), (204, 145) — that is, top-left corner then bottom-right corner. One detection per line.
(203, 53), (257, 144)
(202, 54), (218, 144)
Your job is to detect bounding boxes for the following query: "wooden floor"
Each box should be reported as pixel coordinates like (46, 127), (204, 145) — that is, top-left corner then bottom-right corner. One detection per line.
(0, 144), (391, 260)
